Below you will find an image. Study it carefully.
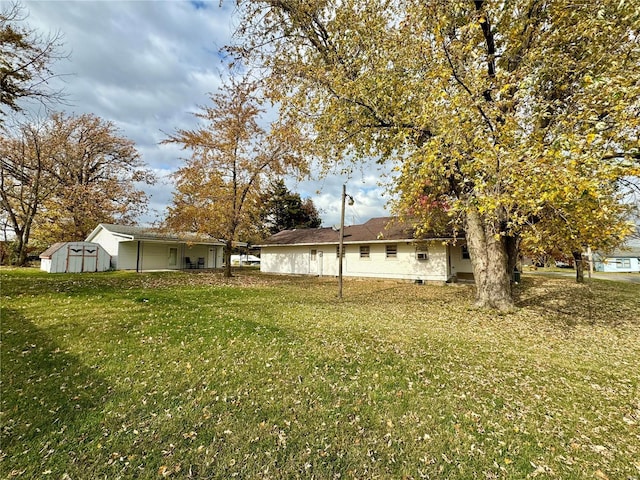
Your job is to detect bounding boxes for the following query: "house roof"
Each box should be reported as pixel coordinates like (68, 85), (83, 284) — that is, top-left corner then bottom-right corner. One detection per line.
(597, 245), (640, 259)
(86, 224), (227, 246)
(257, 217), (459, 246)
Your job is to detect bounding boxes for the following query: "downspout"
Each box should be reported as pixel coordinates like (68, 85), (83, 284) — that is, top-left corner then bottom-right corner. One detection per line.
(136, 241), (141, 273)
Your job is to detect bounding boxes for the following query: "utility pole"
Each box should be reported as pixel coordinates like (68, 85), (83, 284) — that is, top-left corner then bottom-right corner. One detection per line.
(338, 184), (354, 300)
(338, 185), (346, 299)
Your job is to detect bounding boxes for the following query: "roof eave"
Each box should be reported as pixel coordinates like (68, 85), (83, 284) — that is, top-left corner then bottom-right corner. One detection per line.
(257, 236), (461, 247)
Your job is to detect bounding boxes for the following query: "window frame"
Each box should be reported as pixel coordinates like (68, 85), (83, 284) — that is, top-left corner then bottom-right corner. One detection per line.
(416, 244), (429, 261)
(385, 244), (398, 259)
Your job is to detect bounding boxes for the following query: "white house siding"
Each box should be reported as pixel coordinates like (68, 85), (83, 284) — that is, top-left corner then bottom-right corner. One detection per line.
(261, 246), (314, 275)
(596, 257), (640, 273)
(448, 244), (474, 278)
(89, 228), (122, 268)
(138, 242), (179, 270)
(342, 242), (448, 281)
(261, 241), (455, 281)
(116, 242), (139, 270)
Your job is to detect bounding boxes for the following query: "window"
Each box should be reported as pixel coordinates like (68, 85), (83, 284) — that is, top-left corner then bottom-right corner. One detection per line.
(462, 245), (470, 259)
(616, 258), (631, 269)
(416, 245), (429, 261)
(336, 245), (345, 258)
(385, 244), (397, 258)
(310, 249), (317, 261)
(168, 247), (178, 267)
(360, 246), (370, 258)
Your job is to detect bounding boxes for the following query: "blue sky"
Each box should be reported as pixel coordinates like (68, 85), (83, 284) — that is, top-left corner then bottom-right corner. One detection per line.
(21, 0), (391, 227)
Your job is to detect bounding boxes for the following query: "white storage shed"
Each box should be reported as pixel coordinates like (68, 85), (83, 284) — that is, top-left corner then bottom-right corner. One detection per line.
(40, 242), (111, 273)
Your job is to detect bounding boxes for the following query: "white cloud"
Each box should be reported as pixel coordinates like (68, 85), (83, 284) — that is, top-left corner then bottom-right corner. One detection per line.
(20, 1), (392, 228)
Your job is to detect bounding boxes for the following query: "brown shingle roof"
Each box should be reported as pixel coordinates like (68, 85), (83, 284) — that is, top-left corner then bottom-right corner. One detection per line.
(258, 217), (457, 246)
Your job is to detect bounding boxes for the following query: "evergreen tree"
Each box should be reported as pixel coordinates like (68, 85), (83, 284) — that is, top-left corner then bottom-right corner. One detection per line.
(260, 179), (321, 234)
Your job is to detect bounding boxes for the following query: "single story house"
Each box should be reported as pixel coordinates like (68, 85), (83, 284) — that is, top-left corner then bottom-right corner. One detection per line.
(85, 224), (226, 272)
(593, 245), (640, 273)
(40, 241), (111, 273)
(257, 217), (473, 283)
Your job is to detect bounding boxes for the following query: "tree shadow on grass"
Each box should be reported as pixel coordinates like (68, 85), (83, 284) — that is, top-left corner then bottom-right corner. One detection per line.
(513, 276), (639, 327)
(1, 308), (110, 477)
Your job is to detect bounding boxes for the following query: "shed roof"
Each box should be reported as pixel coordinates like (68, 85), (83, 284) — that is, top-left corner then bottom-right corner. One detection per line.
(39, 242), (66, 259)
(87, 224), (227, 246)
(39, 241), (108, 259)
(258, 217), (459, 246)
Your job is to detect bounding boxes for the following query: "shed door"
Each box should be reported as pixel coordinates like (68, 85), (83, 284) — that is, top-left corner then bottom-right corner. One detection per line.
(67, 246), (83, 273)
(66, 245), (98, 272)
(83, 246), (98, 272)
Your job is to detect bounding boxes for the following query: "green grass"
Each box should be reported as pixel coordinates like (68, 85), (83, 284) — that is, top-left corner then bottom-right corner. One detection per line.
(1, 268), (639, 479)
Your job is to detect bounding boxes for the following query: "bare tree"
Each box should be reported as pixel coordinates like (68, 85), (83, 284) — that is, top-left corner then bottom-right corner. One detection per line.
(1, 1), (67, 119)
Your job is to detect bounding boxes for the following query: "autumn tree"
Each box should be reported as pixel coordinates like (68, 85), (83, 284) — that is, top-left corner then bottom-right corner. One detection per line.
(1, 1), (66, 118)
(234, 0), (640, 309)
(1, 113), (154, 264)
(164, 76), (306, 277)
(32, 112), (155, 244)
(0, 118), (57, 265)
(259, 179), (321, 235)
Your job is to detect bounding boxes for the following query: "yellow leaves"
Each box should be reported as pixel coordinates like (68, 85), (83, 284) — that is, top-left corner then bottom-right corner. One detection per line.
(158, 464), (181, 477)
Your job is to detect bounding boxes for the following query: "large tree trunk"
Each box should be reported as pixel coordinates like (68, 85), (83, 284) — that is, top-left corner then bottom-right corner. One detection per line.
(223, 241), (233, 278)
(465, 208), (514, 310)
(572, 251), (584, 283)
(11, 226), (29, 266)
(505, 234), (520, 280)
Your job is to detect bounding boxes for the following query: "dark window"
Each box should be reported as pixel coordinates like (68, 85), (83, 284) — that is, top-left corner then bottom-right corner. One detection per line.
(360, 246), (370, 258)
(462, 245), (470, 260)
(386, 245), (397, 258)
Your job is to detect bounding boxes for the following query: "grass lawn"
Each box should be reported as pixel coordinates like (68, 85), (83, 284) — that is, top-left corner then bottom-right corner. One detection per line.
(1, 268), (639, 479)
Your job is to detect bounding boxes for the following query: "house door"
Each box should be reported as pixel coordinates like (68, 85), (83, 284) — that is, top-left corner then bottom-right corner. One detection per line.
(310, 249), (318, 275)
(168, 247), (178, 268)
(208, 248), (215, 268)
(317, 251), (323, 276)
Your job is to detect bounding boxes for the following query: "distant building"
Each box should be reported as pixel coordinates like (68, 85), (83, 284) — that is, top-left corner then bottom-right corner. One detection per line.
(593, 245), (640, 273)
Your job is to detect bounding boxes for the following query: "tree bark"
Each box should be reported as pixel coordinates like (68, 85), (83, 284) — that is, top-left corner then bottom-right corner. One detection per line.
(223, 241), (233, 278)
(505, 234), (520, 281)
(572, 251), (584, 283)
(465, 208), (514, 310)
